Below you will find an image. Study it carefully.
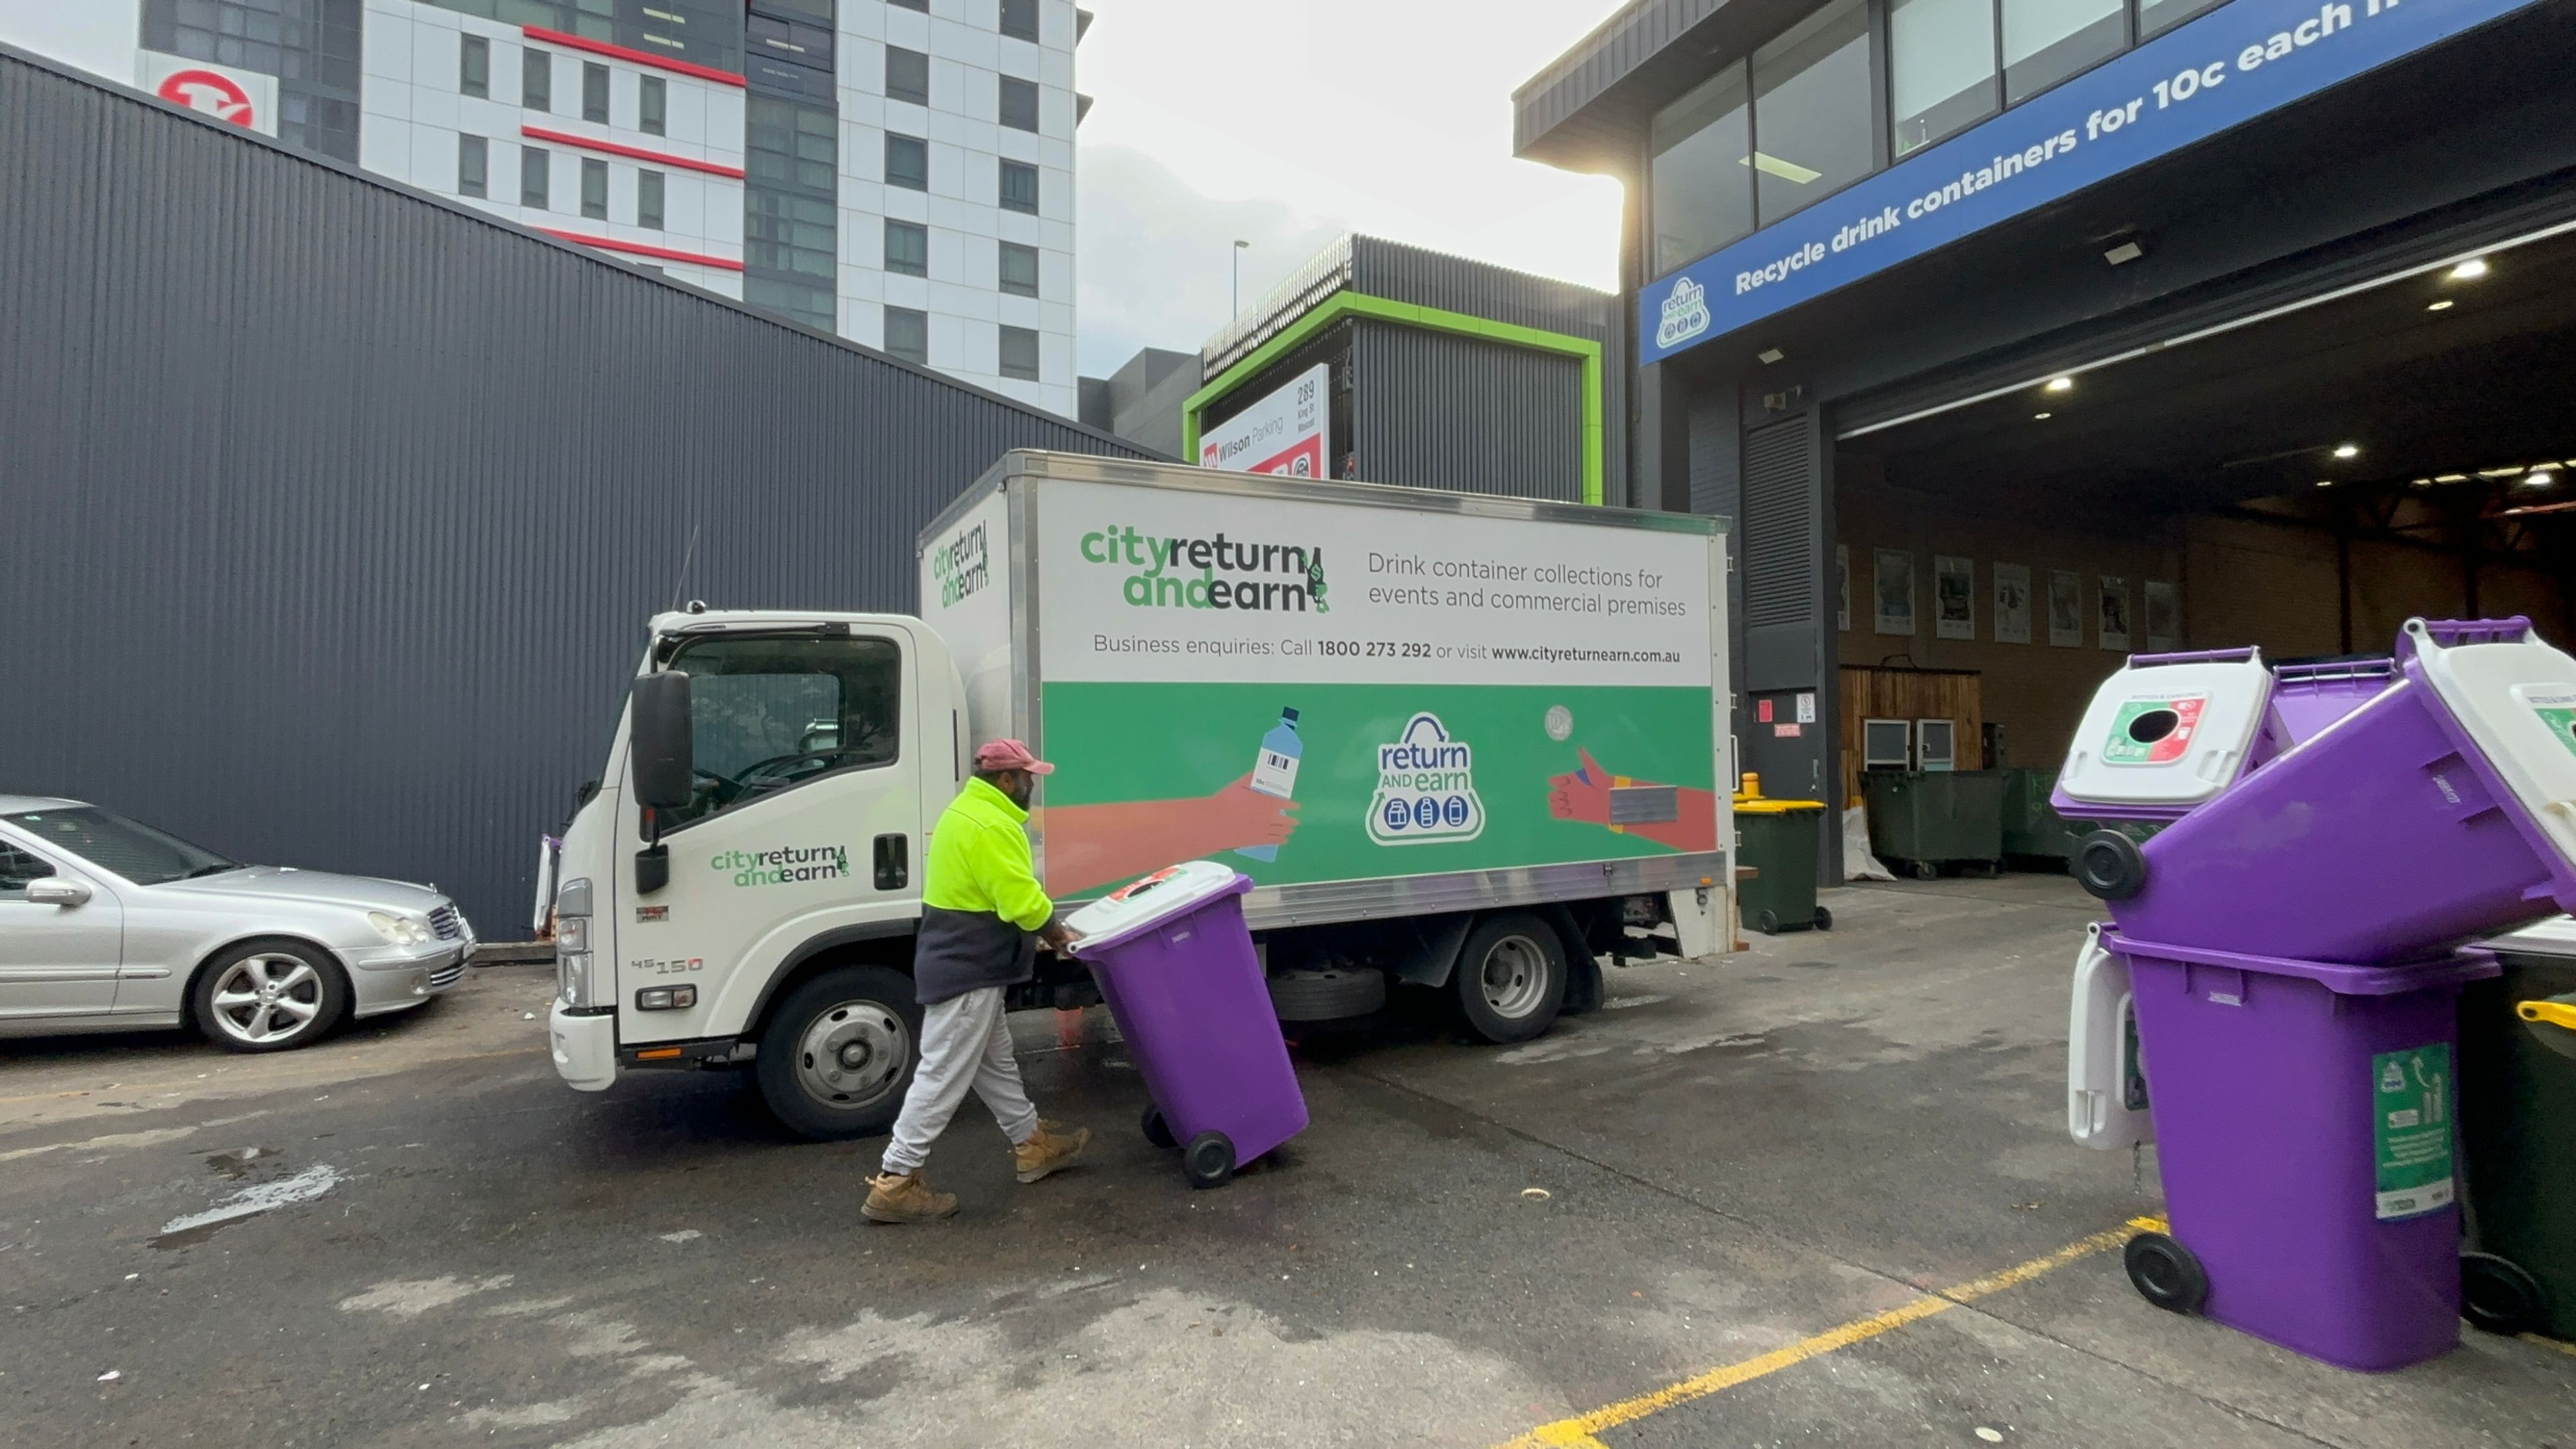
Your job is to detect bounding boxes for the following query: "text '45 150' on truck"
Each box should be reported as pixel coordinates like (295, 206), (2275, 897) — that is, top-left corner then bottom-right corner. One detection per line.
(548, 452), (1735, 1138)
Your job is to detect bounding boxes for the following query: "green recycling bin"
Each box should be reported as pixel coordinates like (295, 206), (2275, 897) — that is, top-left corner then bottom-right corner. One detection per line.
(2459, 922), (2576, 1340)
(1998, 768), (2080, 868)
(1861, 770), (2006, 881)
(1733, 791), (1827, 934)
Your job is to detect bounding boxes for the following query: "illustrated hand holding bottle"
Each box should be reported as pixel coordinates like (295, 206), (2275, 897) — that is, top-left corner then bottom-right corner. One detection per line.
(1238, 707), (1301, 862)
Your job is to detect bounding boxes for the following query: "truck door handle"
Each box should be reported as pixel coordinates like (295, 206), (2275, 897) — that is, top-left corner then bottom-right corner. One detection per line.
(873, 835), (908, 890)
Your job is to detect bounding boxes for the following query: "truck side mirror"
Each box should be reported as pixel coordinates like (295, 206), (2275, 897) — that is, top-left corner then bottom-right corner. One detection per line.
(630, 672), (694, 811)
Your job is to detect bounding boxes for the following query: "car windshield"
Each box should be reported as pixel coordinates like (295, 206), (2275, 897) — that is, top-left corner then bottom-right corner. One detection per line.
(4, 806), (242, 885)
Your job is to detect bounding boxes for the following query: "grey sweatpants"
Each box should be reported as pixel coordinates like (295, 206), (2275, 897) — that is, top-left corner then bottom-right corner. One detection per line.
(880, 985), (1038, 1174)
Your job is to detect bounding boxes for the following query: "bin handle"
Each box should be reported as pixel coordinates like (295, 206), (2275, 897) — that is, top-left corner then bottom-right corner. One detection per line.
(2124, 647), (2262, 668)
(2518, 999), (2576, 1032)
(2401, 616), (2533, 655)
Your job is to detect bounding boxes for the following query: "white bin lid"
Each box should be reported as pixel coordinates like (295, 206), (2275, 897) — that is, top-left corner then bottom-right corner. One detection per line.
(2487, 914), (2576, 955)
(1064, 859), (1247, 954)
(2406, 618), (2576, 876)
(2057, 651), (2272, 808)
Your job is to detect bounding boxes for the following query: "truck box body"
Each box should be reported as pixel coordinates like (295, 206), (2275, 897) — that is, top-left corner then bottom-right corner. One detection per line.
(920, 451), (1733, 924)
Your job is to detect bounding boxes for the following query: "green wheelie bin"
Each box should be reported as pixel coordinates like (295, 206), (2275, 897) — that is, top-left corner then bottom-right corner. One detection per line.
(1860, 769), (2005, 880)
(2459, 921), (2576, 1340)
(1732, 776), (1827, 934)
(1998, 767), (2080, 870)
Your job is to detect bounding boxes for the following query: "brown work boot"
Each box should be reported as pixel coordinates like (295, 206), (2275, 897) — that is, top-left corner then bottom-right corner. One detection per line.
(862, 1171), (959, 1224)
(1012, 1123), (1091, 1184)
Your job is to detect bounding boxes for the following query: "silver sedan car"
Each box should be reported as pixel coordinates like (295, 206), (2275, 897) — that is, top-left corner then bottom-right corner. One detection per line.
(0, 796), (476, 1051)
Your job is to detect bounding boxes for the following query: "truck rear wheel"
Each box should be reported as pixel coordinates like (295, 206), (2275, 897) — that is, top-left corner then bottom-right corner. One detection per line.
(1455, 913), (1566, 1045)
(756, 965), (922, 1141)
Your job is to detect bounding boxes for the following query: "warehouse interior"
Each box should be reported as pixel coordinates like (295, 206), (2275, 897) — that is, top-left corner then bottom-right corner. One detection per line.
(1830, 220), (2576, 784)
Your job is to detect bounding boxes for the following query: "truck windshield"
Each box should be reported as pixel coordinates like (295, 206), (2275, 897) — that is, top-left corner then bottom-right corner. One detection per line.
(4, 806), (243, 885)
(659, 633), (903, 830)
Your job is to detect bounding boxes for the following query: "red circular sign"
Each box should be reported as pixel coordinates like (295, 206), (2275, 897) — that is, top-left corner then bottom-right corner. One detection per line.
(156, 69), (258, 129)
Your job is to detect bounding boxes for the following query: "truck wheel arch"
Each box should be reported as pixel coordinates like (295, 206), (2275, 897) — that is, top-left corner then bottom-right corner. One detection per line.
(1397, 907), (1602, 1017)
(742, 922), (918, 1041)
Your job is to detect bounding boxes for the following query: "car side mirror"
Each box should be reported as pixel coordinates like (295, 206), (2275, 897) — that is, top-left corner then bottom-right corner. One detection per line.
(630, 671), (694, 811)
(25, 878), (90, 908)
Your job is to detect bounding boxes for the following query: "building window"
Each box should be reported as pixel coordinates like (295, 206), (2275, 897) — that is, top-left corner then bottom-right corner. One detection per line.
(523, 48), (552, 111)
(639, 74), (667, 136)
(1748, 0), (1876, 225)
(999, 76), (1040, 132)
(748, 7), (837, 74)
(886, 46), (929, 105)
(2138, 0), (2226, 37)
(886, 132), (928, 191)
(999, 159), (1039, 215)
(2003, 0), (2127, 104)
(1000, 0), (1038, 42)
(999, 325), (1041, 381)
(145, 0), (364, 162)
(999, 241), (1039, 298)
(638, 169), (665, 230)
(749, 95), (839, 191)
(885, 306), (930, 364)
(582, 62), (610, 123)
(521, 145), (550, 208)
(458, 134), (488, 198)
(884, 219), (930, 276)
(580, 157), (609, 219)
(888, 0), (928, 11)
(461, 35), (490, 99)
(1889, 0), (1998, 156)
(1649, 67), (1753, 275)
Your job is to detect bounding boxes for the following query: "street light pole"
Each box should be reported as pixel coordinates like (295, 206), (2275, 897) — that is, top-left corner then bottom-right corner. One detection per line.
(1232, 239), (1249, 319)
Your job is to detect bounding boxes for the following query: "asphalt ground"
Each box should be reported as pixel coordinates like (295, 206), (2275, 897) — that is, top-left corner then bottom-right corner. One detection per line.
(1, 874), (2569, 1448)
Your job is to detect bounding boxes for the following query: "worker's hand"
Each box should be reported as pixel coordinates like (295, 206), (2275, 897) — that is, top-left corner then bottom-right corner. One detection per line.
(1212, 773), (1301, 850)
(1040, 921), (1081, 952)
(1548, 748), (1617, 826)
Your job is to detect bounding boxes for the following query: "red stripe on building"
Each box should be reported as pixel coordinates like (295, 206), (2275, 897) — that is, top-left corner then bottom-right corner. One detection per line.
(521, 26), (748, 87)
(535, 229), (746, 272)
(521, 125), (747, 178)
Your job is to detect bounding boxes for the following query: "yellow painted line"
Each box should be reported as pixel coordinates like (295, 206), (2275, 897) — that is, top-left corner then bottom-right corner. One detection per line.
(2523, 1332), (2576, 1358)
(1497, 1217), (2167, 1449)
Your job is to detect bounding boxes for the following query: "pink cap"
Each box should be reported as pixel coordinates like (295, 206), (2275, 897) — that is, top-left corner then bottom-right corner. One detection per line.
(975, 738), (1055, 775)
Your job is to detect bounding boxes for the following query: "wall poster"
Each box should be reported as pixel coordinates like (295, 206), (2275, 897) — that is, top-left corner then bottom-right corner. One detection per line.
(2145, 580), (2178, 651)
(2047, 570), (2083, 648)
(2099, 574), (2131, 652)
(1873, 548), (1915, 636)
(1992, 563), (2031, 645)
(1934, 555), (1975, 640)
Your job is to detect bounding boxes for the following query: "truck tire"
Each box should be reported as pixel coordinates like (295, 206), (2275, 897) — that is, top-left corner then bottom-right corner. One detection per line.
(1455, 912), (1566, 1045)
(756, 965), (922, 1141)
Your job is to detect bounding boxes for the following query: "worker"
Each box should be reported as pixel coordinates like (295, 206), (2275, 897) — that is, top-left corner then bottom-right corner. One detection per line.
(865, 739), (1091, 1224)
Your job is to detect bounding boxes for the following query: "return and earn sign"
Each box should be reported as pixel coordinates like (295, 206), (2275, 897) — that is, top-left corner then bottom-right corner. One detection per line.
(1639, 0), (2542, 365)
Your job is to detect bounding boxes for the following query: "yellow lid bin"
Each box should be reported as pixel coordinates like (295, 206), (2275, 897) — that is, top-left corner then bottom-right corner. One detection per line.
(1731, 774), (1829, 932)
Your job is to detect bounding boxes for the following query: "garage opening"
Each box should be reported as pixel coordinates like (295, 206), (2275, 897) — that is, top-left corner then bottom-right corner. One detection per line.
(1828, 221), (2576, 806)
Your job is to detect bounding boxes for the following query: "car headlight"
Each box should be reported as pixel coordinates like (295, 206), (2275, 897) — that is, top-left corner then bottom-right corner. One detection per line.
(368, 910), (434, 946)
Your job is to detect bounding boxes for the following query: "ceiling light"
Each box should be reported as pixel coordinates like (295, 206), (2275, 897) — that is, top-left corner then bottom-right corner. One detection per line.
(2524, 470), (2557, 488)
(2332, 443), (2360, 459)
(2045, 376), (2074, 392)
(2479, 466), (2524, 478)
(2315, 479), (2333, 488)
(2033, 411), (2052, 420)
(2434, 473), (2469, 482)
(2410, 478), (2433, 488)
(2104, 241), (2144, 266)
(1757, 347), (1784, 364)
(2426, 299), (2455, 311)
(2449, 258), (2489, 280)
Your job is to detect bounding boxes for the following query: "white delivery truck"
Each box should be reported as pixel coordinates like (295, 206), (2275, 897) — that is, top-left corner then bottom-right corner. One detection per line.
(548, 451), (1733, 1138)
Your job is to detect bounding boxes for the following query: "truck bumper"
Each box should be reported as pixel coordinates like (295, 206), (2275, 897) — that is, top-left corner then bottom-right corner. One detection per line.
(549, 1005), (617, 1091)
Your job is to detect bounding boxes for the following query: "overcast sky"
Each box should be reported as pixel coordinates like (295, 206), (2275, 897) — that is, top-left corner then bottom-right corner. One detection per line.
(1072, 0), (1629, 376)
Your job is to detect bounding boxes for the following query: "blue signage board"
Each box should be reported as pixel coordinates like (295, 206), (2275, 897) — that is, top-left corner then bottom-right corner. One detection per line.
(1640, 0), (2538, 365)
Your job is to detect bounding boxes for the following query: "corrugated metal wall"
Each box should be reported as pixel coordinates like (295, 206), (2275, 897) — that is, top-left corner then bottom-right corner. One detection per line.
(1351, 324), (1584, 502)
(0, 50), (1146, 935)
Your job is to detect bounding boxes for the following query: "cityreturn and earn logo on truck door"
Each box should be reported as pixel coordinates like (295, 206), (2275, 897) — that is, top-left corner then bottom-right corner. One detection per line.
(930, 518), (992, 608)
(711, 845), (851, 887)
(1078, 523), (1330, 613)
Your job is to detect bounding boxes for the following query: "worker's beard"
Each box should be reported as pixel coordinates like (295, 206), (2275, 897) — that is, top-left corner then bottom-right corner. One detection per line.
(1003, 772), (1034, 808)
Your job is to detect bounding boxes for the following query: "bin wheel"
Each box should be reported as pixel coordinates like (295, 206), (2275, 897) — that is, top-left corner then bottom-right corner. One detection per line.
(2461, 1251), (2546, 1336)
(1909, 860), (1941, 881)
(2075, 830), (2149, 902)
(1976, 861), (2002, 880)
(1182, 1130), (1236, 1190)
(1141, 1106), (1176, 1152)
(2125, 1232), (2208, 1315)
(1813, 906), (1833, 932)
(1755, 909), (1781, 934)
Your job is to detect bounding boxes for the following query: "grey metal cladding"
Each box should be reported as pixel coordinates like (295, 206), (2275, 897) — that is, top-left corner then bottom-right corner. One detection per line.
(0, 49), (1147, 935)
(1351, 324), (1583, 504)
(1347, 234), (1612, 339)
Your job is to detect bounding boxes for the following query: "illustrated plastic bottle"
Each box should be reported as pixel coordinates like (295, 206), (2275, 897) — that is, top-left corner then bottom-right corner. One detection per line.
(1238, 708), (1301, 862)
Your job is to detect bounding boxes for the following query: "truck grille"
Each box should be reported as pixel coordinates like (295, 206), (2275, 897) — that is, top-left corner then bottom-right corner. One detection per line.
(429, 904), (463, 941)
(429, 959), (466, 989)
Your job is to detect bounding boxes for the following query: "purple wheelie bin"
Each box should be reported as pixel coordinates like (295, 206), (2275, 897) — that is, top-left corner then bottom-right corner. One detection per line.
(2084, 619), (2576, 961)
(1065, 861), (1307, 1189)
(2112, 936), (2496, 1371)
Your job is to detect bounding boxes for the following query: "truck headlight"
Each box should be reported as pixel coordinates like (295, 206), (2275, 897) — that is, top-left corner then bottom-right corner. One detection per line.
(557, 915), (590, 952)
(368, 910), (433, 946)
(558, 951), (598, 1010)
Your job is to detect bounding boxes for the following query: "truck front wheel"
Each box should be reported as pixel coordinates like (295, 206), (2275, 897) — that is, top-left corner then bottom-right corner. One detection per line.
(1455, 913), (1566, 1044)
(756, 965), (922, 1141)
